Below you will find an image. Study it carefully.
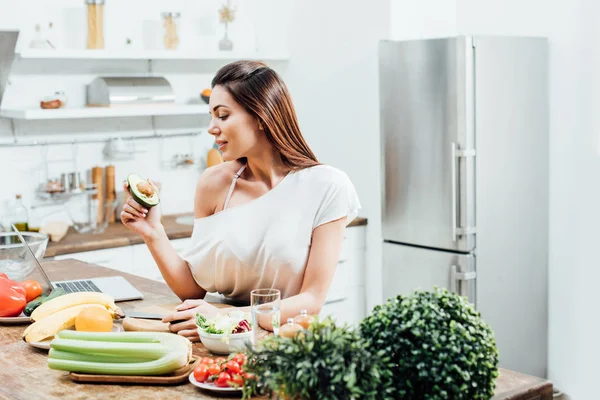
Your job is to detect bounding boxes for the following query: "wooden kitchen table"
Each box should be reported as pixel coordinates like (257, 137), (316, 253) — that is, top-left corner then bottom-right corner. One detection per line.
(0, 259), (552, 400)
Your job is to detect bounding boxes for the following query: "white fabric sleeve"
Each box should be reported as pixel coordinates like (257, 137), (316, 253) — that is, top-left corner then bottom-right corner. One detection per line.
(313, 171), (361, 229)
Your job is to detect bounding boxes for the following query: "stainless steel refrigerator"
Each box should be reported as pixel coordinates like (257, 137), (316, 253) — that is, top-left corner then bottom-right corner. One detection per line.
(379, 36), (548, 377)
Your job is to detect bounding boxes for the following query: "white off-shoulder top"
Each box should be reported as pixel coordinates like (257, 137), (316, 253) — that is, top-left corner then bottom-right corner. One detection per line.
(179, 164), (361, 303)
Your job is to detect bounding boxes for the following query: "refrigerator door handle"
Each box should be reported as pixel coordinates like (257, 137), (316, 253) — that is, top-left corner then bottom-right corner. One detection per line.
(449, 265), (477, 296)
(451, 142), (477, 241)
(451, 143), (458, 241)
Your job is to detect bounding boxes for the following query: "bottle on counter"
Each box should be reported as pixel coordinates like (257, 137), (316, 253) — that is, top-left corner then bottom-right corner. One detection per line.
(10, 194), (29, 232)
(279, 318), (304, 339)
(293, 309), (315, 330)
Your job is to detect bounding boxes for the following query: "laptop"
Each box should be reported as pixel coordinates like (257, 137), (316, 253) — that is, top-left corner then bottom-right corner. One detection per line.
(12, 225), (144, 302)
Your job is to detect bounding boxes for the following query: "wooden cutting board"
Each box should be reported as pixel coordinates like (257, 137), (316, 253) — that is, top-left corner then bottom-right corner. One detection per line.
(69, 357), (199, 385)
(122, 302), (235, 333)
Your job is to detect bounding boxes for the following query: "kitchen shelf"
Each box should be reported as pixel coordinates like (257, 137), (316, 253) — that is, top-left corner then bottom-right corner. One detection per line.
(16, 49), (290, 61)
(0, 104), (210, 120)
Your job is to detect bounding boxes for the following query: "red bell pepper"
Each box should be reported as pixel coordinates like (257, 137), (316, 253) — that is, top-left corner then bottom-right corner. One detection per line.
(0, 275), (27, 317)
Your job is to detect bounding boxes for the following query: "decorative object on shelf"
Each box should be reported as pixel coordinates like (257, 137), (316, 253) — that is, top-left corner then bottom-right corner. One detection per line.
(218, 0), (236, 51)
(86, 0), (105, 49)
(87, 76), (175, 107)
(29, 23), (56, 49)
(200, 88), (211, 104)
(161, 12), (180, 50)
(105, 165), (116, 223)
(40, 91), (68, 110)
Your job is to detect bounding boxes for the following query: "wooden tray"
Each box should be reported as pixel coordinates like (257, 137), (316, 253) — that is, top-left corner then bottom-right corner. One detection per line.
(69, 357), (199, 385)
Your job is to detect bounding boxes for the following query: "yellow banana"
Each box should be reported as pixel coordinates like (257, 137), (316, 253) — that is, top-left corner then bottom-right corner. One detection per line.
(23, 304), (106, 343)
(30, 292), (124, 322)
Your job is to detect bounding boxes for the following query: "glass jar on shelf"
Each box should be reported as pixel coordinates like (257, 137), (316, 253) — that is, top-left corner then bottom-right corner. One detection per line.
(86, 0), (105, 49)
(161, 12), (180, 50)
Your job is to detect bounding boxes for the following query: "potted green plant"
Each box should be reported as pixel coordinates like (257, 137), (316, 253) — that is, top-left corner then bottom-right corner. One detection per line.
(241, 317), (393, 400)
(359, 288), (499, 400)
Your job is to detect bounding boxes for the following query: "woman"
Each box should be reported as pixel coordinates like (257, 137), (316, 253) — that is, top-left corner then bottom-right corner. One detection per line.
(121, 60), (360, 342)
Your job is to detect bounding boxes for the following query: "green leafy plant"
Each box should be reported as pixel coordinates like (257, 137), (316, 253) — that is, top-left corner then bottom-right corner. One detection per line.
(241, 317), (394, 400)
(359, 288), (499, 400)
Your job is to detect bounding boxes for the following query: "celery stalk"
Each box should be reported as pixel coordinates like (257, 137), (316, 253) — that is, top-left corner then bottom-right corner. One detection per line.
(48, 331), (193, 376)
(55, 330), (166, 343)
(51, 338), (170, 359)
(49, 349), (151, 364)
(48, 352), (189, 376)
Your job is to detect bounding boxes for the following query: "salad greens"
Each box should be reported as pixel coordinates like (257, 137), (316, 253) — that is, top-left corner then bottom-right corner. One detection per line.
(196, 310), (252, 337)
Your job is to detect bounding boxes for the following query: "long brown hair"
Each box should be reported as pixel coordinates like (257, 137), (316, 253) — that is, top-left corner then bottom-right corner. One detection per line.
(211, 60), (319, 170)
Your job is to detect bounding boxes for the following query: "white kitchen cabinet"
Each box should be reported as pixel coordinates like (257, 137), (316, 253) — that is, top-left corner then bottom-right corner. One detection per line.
(52, 246), (134, 275)
(131, 238), (192, 282)
(320, 225), (367, 327)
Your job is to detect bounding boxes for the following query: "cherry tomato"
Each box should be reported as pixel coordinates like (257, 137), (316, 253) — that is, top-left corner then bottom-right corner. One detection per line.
(233, 353), (247, 366)
(214, 357), (226, 365)
(208, 363), (221, 376)
(244, 372), (256, 381)
(215, 371), (232, 388)
(20, 280), (43, 302)
(228, 373), (244, 388)
(200, 357), (214, 364)
(0, 273), (7, 279)
(223, 360), (241, 375)
(193, 364), (209, 383)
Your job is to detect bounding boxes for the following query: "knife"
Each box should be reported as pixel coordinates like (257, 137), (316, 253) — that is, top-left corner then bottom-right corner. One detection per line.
(123, 311), (166, 320)
(123, 310), (186, 324)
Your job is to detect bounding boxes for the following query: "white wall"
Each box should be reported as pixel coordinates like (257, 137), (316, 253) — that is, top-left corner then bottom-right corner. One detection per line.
(281, 0), (389, 313)
(0, 0), (391, 315)
(391, 0), (600, 398)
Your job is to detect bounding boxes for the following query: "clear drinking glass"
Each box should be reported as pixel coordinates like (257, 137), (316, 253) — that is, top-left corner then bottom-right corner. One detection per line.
(251, 288), (281, 344)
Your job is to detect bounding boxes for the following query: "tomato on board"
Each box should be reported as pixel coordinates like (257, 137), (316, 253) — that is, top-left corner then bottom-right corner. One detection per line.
(200, 357), (214, 364)
(215, 372), (232, 388)
(193, 364), (209, 383)
(214, 357), (227, 365)
(20, 280), (43, 302)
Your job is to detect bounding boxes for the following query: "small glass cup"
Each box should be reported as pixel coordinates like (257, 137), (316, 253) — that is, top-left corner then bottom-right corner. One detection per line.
(250, 288), (281, 345)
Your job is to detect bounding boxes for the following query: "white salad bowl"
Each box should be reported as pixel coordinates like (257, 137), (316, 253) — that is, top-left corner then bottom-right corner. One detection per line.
(198, 329), (252, 355)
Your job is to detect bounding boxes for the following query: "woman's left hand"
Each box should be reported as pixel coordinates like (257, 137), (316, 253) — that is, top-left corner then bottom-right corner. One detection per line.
(162, 299), (221, 342)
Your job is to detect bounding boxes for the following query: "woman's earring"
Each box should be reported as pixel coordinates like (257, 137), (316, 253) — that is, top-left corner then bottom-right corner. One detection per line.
(258, 121), (264, 130)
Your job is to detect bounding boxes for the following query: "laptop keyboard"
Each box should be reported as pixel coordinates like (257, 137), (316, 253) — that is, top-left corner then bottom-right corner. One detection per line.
(55, 280), (102, 294)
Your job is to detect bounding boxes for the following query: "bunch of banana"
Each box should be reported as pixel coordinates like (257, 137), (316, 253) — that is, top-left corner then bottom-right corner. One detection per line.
(23, 292), (125, 343)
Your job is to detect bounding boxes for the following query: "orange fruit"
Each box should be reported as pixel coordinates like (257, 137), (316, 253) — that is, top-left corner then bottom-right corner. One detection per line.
(76, 306), (113, 332)
(201, 88), (212, 97)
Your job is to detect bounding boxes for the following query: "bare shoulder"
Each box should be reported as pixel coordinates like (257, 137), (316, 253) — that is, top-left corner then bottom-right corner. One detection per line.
(194, 161), (242, 217)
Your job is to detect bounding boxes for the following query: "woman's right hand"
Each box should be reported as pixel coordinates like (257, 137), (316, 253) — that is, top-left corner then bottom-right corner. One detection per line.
(120, 179), (163, 241)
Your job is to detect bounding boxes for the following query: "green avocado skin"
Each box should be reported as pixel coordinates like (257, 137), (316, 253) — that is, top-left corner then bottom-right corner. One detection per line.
(127, 174), (160, 208)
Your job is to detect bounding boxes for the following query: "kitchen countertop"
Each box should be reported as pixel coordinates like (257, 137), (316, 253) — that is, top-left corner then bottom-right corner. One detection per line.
(0, 260), (553, 400)
(44, 214), (369, 257)
(0, 259), (267, 400)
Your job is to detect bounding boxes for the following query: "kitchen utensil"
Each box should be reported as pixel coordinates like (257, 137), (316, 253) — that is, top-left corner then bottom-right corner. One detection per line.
(123, 311), (166, 320)
(105, 165), (116, 222)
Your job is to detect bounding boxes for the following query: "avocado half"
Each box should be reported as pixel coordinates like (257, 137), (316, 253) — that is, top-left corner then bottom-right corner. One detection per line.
(127, 173), (160, 208)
